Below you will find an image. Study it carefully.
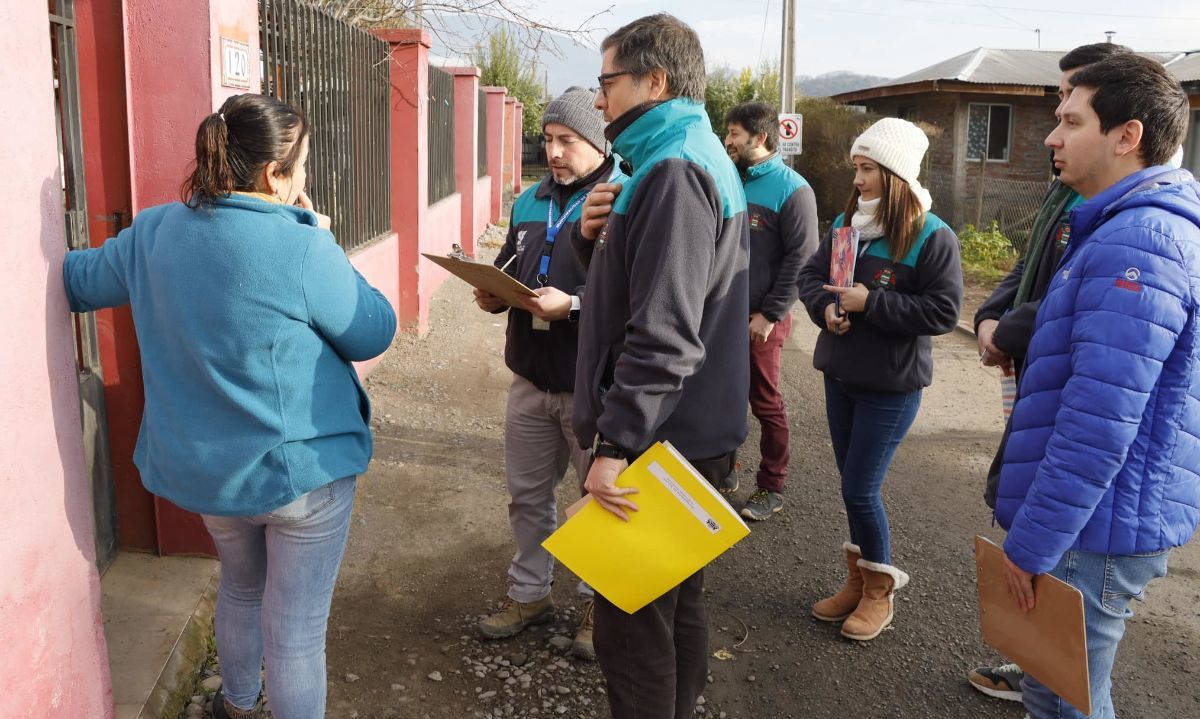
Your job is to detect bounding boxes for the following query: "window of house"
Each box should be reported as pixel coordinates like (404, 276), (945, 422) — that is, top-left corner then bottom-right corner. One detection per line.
(967, 103), (1012, 162)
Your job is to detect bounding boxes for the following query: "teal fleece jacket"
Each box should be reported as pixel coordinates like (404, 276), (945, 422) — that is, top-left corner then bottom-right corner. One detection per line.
(63, 194), (397, 516)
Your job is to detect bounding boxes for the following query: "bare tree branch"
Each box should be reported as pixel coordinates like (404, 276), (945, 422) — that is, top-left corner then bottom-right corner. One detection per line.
(308, 0), (613, 59)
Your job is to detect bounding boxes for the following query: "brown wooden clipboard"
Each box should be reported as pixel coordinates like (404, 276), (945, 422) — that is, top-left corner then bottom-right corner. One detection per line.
(421, 252), (538, 307)
(975, 535), (1091, 715)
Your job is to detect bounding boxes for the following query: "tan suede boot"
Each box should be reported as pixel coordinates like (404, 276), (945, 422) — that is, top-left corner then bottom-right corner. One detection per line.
(811, 542), (864, 622)
(840, 559), (910, 641)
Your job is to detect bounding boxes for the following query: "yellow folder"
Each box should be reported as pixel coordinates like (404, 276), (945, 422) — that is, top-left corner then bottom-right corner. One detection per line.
(542, 441), (750, 614)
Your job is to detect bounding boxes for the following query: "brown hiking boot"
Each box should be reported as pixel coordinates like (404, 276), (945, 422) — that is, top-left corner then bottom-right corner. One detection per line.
(478, 595), (556, 638)
(841, 559), (910, 641)
(570, 599), (596, 660)
(811, 542), (864, 622)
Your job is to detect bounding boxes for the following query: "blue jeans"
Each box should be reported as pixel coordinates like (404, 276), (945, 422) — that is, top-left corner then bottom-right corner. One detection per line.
(823, 377), (921, 564)
(1022, 549), (1170, 719)
(201, 476), (356, 718)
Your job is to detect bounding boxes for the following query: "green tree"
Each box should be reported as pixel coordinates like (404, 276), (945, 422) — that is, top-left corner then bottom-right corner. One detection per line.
(472, 28), (545, 135)
(704, 61), (781, 136)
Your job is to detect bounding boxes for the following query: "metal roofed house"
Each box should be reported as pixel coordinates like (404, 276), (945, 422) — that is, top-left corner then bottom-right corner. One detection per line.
(831, 48), (1200, 236)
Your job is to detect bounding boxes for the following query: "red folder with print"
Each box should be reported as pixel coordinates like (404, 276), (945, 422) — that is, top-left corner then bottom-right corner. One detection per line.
(830, 227), (860, 315)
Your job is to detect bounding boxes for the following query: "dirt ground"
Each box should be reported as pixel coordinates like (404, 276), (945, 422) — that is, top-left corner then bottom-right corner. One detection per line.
(311, 234), (1200, 719)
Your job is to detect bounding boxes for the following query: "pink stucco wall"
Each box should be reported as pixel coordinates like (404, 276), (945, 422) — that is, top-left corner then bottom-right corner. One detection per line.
(0, 3), (113, 716)
(474, 175), (492, 240)
(416, 195), (463, 332)
(349, 232), (401, 377)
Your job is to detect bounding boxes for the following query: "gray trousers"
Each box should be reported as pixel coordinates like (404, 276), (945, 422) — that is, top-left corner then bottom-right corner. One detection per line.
(504, 374), (592, 603)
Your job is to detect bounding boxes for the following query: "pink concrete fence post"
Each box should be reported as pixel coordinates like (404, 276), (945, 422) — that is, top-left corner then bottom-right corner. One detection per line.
(503, 97), (517, 206)
(513, 102), (524, 195)
(373, 28), (431, 330)
(122, 0), (259, 556)
(447, 65), (483, 255)
(483, 86), (507, 223)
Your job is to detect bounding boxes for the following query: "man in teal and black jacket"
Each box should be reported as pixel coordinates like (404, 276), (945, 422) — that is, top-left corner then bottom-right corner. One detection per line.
(724, 101), (818, 521)
(472, 87), (626, 661)
(571, 14), (750, 719)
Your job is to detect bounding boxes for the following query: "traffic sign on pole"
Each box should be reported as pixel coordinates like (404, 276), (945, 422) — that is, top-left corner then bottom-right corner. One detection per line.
(778, 114), (803, 156)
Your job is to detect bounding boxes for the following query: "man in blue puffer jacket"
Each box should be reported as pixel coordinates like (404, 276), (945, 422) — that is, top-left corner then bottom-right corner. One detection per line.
(995, 54), (1200, 718)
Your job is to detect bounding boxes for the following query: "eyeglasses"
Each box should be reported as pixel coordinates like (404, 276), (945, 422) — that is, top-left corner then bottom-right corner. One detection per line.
(595, 71), (633, 98)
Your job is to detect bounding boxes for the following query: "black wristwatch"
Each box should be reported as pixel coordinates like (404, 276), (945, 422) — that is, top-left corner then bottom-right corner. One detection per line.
(594, 440), (627, 460)
(568, 295), (581, 324)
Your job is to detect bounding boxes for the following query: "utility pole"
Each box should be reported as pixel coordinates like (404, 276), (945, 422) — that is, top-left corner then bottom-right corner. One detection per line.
(780, 0), (795, 115)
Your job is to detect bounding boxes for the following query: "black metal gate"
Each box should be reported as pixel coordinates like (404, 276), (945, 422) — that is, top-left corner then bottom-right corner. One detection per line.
(51, 0), (119, 574)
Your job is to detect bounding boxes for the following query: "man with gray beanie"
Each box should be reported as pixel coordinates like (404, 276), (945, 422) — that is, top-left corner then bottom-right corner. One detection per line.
(473, 86), (627, 659)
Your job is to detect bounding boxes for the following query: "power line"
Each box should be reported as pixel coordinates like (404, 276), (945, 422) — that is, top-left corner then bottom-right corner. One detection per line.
(897, 0), (1200, 22)
(757, 0), (772, 67)
(971, 0), (1035, 31)
(806, 5), (1027, 31)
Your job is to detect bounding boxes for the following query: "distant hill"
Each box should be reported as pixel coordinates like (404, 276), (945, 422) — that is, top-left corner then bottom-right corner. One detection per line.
(798, 71), (891, 98)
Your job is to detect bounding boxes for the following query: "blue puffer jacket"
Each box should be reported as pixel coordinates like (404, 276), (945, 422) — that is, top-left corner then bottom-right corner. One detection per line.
(996, 166), (1200, 574)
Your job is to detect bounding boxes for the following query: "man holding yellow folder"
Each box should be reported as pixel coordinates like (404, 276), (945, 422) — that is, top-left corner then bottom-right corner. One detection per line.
(572, 13), (749, 719)
(994, 54), (1200, 719)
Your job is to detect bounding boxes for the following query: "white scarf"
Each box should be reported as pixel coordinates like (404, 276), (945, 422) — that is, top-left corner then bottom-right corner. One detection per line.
(850, 182), (934, 242)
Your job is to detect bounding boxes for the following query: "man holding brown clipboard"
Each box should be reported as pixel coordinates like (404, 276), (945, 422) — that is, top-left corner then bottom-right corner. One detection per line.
(992, 54), (1200, 719)
(471, 87), (627, 660)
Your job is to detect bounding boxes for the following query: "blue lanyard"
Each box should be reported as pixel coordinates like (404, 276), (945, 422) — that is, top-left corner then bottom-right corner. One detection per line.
(539, 193), (588, 286)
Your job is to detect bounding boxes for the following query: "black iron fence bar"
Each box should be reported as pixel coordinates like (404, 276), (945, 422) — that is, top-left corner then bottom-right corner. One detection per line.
(258, 0), (390, 252)
(427, 66), (456, 205)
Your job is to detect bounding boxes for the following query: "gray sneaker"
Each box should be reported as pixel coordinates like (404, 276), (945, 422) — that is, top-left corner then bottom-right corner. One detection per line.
(740, 489), (783, 521)
(967, 662), (1024, 702)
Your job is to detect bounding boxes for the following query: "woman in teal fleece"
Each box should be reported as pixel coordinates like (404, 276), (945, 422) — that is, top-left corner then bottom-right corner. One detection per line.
(62, 94), (396, 719)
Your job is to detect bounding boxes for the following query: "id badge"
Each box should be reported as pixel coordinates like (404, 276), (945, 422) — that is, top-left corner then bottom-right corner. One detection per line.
(531, 316), (550, 331)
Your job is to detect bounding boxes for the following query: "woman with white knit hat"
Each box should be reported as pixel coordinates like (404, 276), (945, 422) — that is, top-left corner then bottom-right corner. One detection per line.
(797, 117), (963, 641)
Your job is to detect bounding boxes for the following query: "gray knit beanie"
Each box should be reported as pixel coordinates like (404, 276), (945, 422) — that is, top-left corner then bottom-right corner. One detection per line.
(542, 86), (607, 153)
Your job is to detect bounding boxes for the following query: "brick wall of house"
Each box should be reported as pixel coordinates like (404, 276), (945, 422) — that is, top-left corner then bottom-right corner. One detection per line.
(861, 91), (1058, 228)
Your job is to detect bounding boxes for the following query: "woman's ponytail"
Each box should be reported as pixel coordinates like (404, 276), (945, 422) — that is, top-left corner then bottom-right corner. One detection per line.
(181, 113), (237, 207)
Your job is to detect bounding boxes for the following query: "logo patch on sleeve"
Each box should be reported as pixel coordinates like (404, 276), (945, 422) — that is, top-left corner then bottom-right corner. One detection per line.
(749, 214), (764, 230)
(1116, 267), (1142, 292)
(871, 267), (896, 290)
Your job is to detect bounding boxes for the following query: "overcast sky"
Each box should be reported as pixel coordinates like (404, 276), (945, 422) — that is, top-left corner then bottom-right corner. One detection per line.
(520, 0), (1200, 78)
